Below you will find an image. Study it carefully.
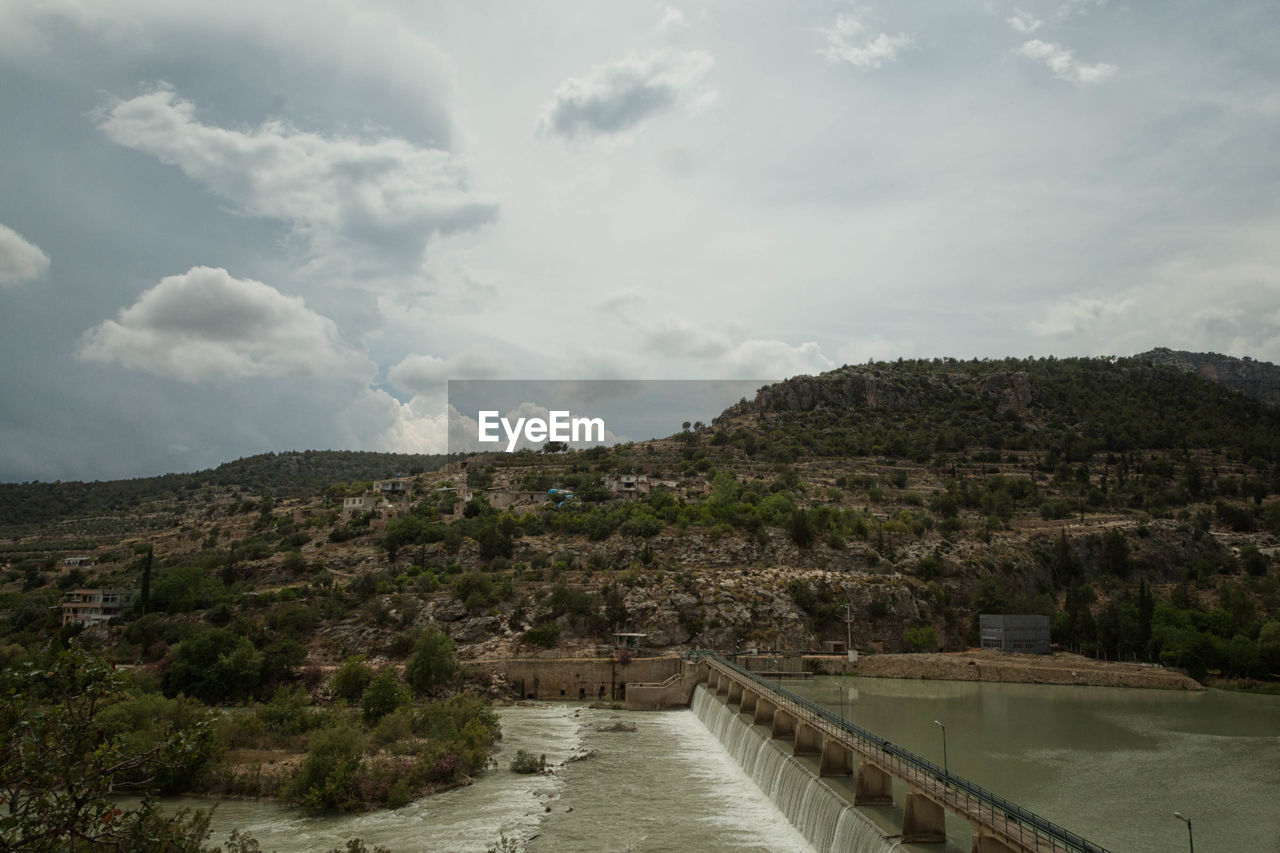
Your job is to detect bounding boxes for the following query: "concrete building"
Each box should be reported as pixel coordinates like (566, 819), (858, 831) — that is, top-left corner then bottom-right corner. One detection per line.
(604, 473), (651, 498)
(341, 494), (379, 520)
(61, 588), (136, 627)
(61, 555), (93, 569)
(373, 478), (410, 495)
(979, 614), (1051, 654)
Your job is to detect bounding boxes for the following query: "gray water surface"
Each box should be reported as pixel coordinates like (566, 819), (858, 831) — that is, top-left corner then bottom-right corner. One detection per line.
(188, 680), (1280, 853)
(787, 675), (1280, 853)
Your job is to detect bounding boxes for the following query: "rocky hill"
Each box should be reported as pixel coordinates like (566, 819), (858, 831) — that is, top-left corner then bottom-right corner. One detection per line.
(2, 356), (1277, 690)
(1136, 347), (1280, 408)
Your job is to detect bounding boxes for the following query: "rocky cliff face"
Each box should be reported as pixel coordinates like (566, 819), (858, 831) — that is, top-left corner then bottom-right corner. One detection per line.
(1137, 348), (1280, 408)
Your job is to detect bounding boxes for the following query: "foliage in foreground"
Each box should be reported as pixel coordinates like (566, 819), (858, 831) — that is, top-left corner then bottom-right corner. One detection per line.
(0, 649), (216, 851)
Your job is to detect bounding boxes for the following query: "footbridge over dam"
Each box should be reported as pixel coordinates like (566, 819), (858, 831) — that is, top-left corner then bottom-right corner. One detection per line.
(692, 652), (1110, 853)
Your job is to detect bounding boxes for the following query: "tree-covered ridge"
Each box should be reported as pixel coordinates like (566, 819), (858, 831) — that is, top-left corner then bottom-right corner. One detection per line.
(1136, 347), (1280, 408)
(717, 356), (1280, 464)
(0, 450), (448, 528)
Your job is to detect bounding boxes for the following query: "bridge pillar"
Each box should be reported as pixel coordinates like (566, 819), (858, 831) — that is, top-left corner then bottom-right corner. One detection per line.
(793, 722), (821, 756)
(902, 794), (946, 844)
(741, 688), (759, 716)
(726, 680), (743, 706)
(754, 697), (776, 726)
(854, 763), (893, 806)
(715, 673), (729, 696)
(707, 671), (719, 692)
(971, 836), (1017, 853)
(819, 739), (853, 777)
(771, 709), (796, 740)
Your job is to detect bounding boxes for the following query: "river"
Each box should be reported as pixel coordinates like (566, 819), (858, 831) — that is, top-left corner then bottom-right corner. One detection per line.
(187, 679), (1280, 852)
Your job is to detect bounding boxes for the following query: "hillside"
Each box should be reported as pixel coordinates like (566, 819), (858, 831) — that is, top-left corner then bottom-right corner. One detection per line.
(1136, 348), (1280, 409)
(0, 450), (449, 530)
(717, 356), (1280, 463)
(2, 356), (1278, 697)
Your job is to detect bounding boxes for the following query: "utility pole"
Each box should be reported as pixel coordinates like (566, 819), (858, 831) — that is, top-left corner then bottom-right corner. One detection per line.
(844, 602), (853, 657)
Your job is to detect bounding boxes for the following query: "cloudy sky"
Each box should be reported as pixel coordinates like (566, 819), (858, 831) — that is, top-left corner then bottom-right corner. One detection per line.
(2, 0), (1278, 481)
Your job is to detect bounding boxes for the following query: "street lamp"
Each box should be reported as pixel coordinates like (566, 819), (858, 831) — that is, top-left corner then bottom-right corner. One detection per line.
(1174, 812), (1194, 853)
(933, 720), (948, 778)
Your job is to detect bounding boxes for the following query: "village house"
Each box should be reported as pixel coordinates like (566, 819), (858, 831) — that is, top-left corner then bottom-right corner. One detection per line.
(61, 588), (136, 627)
(604, 473), (651, 498)
(341, 494), (379, 521)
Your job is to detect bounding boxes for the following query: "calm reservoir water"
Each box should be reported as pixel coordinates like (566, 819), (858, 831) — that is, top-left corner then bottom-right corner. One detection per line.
(187, 678), (1280, 853)
(788, 676), (1280, 853)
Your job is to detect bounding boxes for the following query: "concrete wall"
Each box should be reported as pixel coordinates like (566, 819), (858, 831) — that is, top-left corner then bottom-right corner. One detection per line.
(476, 656), (683, 702)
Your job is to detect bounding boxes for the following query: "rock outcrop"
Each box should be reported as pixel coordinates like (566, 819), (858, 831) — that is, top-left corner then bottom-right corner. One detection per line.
(1137, 347), (1280, 408)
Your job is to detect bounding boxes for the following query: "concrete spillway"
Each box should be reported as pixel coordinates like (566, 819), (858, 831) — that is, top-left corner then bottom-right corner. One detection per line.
(691, 684), (901, 853)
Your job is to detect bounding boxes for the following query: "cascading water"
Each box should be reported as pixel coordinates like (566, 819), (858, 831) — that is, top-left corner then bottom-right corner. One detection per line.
(691, 685), (901, 853)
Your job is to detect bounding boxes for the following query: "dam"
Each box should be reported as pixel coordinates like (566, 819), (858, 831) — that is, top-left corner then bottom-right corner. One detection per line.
(185, 660), (1280, 851)
(650, 652), (1109, 853)
(483, 652), (1110, 852)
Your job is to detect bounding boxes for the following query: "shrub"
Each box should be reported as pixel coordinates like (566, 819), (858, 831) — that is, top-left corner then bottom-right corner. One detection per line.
(258, 685), (313, 736)
(331, 656), (373, 704)
(509, 749), (546, 774)
(361, 670), (409, 726)
(288, 722), (366, 814)
(905, 625), (939, 652)
(522, 623), (561, 649)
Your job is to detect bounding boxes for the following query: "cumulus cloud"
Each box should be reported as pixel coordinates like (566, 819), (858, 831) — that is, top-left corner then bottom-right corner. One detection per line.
(78, 266), (362, 381)
(1028, 296), (1133, 336)
(719, 339), (835, 379)
(539, 49), (714, 138)
(837, 336), (914, 365)
(818, 14), (912, 69)
(360, 390), (450, 454)
(96, 86), (497, 265)
(642, 321), (835, 378)
(0, 224), (50, 288)
(658, 7), (687, 33)
(1017, 40), (1116, 83)
(1007, 9), (1043, 34)
(387, 350), (509, 397)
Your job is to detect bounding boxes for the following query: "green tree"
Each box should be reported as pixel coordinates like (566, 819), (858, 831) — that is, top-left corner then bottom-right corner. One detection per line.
(164, 628), (262, 704)
(405, 628), (457, 697)
(0, 650), (216, 851)
(361, 670), (409, 725)
(330, 656), (373, 704)
(288, 722), (366, 814)
(905, 625), (939, 652)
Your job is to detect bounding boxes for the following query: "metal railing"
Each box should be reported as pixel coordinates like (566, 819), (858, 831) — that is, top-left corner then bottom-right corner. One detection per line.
(629, 671), (687, 689)
(701, 652), (1110, 853)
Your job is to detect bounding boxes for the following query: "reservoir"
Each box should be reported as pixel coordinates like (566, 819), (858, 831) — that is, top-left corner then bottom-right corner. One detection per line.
(193, 678), (1280, 852)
